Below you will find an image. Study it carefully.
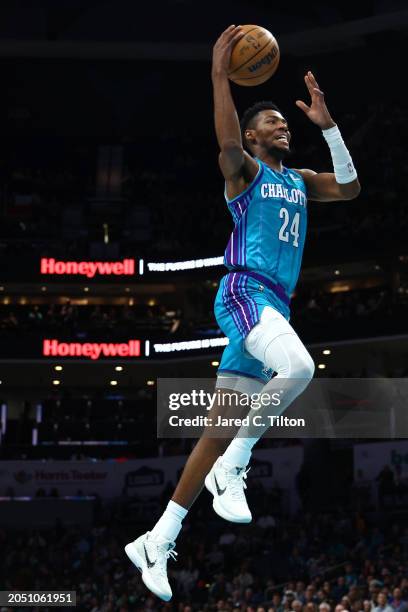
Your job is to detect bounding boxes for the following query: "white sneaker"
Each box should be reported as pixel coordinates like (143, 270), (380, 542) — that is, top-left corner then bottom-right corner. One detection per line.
(205, 457), (252, 523)
(124, 531), (177, 601)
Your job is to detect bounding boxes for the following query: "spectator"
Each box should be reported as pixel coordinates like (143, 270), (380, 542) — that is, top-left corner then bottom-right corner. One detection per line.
(373, 594), (394, 612)
(391, 589), (408, 612)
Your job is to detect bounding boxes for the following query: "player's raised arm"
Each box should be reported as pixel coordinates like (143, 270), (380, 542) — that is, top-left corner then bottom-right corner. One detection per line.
(295, 71), (361, 202)
(212, 26), (259, 183)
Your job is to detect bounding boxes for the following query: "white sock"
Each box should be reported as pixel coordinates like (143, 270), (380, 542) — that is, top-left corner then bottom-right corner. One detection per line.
(150, 500), (188, 542)
(221, 437), (257, 470)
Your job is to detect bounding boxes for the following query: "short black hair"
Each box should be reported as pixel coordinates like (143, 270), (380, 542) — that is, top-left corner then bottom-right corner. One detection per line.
(240, 101), (282, 145)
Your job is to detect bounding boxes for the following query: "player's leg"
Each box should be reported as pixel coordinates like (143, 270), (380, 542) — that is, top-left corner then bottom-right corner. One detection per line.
(170, 432), (229, 507)
(220, 305), (314, 485)
(202, 354), (266, 524)
(124, 433), (229, 602)
(125, 277), (268, 599)
(170, 366), (264, 510)
(124, 346), (258, 601)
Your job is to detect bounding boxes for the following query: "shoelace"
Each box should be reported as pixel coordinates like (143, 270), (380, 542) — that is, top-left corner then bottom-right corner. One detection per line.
(158, 543), (178, 576)
(148, 539), (178, 576)
(226, 467), (250, 500)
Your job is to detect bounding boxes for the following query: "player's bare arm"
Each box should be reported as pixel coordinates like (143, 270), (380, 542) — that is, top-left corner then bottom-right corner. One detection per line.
(212, 25), (259, 198)
(294, 71), (361, 202)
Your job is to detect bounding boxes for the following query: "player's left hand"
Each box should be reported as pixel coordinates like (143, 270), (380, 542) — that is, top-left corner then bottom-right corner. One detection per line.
(296, 71), (336, 130)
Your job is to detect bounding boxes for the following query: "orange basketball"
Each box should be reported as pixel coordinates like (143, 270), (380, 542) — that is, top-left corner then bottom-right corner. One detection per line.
(228, 24), (280, 86)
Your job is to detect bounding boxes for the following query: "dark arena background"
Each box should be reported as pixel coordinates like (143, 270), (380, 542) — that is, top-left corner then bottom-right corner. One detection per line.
(1, 1), (408, 610)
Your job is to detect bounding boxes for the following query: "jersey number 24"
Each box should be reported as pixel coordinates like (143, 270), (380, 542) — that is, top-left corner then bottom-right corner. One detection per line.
(279, 207), (300, 247)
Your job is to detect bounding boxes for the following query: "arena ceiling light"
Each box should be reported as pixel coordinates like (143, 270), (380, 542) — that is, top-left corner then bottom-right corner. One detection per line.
(334, 270), (340, 276)
(110, 380), (118, 386)
(211, 361), (220, 366)
(52, 379), (61, 385)
(322, 349), (331, 355)
(317, 364), (326, 370)
(146, 380), (155, 386)
(115, 366), (123, 371)
(54, 365), (63, 371)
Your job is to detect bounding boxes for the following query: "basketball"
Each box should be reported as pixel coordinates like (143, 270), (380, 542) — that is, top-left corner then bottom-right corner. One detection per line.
(228, 24), (280, 86)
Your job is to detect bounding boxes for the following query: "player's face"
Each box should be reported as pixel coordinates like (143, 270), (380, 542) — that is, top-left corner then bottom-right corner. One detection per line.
(255, 110), (291, 158)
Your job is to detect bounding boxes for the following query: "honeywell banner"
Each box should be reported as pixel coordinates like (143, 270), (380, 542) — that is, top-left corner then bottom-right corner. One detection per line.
(0, 335), (230, 359)
(39, 256), (223, 277)
(40, 257), (136, 278)
(43, 339), (141, 360)
(0, 448), (303, 511)
(0, 254), (226, 281)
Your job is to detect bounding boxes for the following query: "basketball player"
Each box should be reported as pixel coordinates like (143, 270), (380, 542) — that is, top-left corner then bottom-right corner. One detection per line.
(125, 25), (360, 601)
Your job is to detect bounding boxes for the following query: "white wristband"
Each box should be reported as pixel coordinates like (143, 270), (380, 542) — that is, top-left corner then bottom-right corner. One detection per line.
(322, 124), (358, 184)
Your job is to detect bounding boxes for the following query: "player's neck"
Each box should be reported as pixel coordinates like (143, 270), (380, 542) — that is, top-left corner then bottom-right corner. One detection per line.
(256, 153), (284, 173)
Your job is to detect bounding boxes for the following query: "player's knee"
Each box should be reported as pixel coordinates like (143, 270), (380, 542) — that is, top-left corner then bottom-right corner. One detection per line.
(269, 345), (314, 382)
(285, 350), (314, 398)
(293, 350), (315, 381)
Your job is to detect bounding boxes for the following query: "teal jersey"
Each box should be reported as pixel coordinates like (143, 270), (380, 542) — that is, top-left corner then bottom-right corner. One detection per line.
(223, 159), (308, 297)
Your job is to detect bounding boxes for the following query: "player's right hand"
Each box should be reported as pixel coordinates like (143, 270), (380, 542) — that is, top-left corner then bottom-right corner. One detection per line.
(212, 25), (244, 78)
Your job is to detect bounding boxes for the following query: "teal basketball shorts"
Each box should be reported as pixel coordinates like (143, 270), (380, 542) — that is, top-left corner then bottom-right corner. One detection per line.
(214, 270), (290, 384)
